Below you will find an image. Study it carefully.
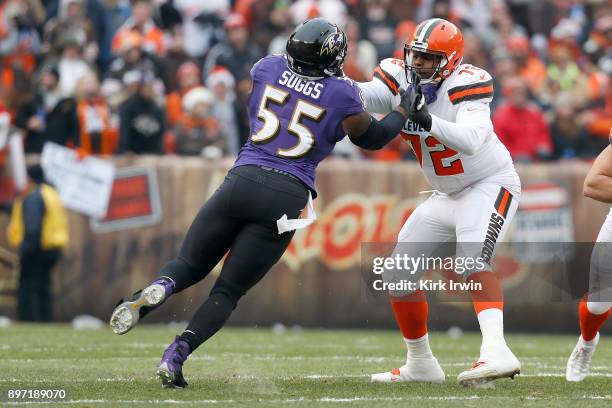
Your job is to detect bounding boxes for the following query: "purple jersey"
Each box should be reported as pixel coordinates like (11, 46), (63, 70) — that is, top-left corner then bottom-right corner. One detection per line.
(233, 54), (365, 197)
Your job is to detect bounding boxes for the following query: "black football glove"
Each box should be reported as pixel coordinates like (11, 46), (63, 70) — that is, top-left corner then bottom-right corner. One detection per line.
(401, 71), (433, 132)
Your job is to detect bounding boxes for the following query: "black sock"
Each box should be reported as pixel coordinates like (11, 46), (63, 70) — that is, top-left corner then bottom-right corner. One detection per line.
(179, 292), (238, 352)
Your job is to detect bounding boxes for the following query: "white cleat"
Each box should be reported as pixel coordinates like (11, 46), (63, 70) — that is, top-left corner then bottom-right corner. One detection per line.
(566, 333), (599, 382)
(371, 357), (445, 383)
(457, 345), (521, 386)
(109, 284), (167, 335)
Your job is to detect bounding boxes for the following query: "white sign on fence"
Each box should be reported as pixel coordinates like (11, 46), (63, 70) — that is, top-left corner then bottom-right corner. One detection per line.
(41, 143), (115, 219)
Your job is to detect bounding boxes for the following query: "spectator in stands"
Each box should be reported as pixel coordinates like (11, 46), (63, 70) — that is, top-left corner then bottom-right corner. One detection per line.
(174, 86), (225, 157)
(462, 30), (490, 72)
(166, 61), (200, 127)
(205, 67), (240, 156)
(16, 65), (78, 153)
(53, 35), (94, 96)
(249, 0), (287, 53)
(506, 35), (547, 95)
(7, 164), (68, 322)
(101, 0), (131, 68)
(44, 0), (109, 67)
(549, 92), (597, 160)
(493, 77), (552, 162)
(415, 0), (452, 22)
(358, 0), (397, 60)
(118, 71), (165, 154)
(582, 85), (612, 146)
(112, 0), (164, 56)
(0, 0), (43, 97)
(173, 0), (229, 60)
(266, 2), (294, 55)
(490, 52), (517, 112)
(573, 11), (611, 144)
(103, 0), (132, 36)
(451, 0), (491, 40)
(44, 0), (98, 64)
(488, 0), (527, 43)
(233, 76), (252, 147)
(392, 20), (415, 60)
(203, 13), (262, 81)
(75, 72), (117, 155)
(344, 17), (377, 81)
(541, 43), (589, 109)
(103, 31), (164, 106)
(159, 26), (193, 93)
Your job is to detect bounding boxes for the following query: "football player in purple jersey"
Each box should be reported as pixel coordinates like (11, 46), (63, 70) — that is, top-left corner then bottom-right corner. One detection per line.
(110, 17), (418, 388)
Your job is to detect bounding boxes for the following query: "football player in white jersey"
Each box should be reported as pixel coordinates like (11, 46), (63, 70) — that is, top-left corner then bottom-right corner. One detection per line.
(566, 136), (612, 382)
(358, 18), (521, 386)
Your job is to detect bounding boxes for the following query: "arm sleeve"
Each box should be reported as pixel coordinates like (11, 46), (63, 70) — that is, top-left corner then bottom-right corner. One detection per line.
(21, 190), (44, 254)
(349, 111), (406, 150)
(429, 101), (493, 155)
(357, 79), (399, 114)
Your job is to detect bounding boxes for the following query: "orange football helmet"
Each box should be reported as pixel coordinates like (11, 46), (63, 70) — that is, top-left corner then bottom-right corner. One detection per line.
(404, 18), (464, 82)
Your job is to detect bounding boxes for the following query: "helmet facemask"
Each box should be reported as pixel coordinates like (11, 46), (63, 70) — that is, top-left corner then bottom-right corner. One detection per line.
(403, 44), (450, 84)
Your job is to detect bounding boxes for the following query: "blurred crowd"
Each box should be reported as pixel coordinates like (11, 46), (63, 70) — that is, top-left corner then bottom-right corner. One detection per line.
(0, 0), (609, 162)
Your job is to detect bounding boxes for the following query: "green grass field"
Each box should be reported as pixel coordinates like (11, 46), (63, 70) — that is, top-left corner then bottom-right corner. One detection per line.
(1, 325), (611, 407)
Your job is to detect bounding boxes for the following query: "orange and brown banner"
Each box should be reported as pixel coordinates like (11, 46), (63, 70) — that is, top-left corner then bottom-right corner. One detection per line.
(0, 158), (608, 332)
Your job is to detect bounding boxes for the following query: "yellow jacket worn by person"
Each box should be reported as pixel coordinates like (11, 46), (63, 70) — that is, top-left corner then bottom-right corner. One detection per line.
(7, 183), (68, 251)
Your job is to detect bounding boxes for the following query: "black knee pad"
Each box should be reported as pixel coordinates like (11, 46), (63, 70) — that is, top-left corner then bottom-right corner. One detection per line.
(209, 277), (245, 309)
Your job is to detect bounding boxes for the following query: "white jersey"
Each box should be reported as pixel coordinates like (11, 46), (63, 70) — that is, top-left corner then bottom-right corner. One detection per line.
(359, 58), (518, 194)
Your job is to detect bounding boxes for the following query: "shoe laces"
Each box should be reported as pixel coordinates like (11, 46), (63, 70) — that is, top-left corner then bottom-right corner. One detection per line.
(571, 347), (592, 375)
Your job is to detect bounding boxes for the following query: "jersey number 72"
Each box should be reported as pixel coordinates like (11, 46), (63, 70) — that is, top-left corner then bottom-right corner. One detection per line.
(251, 84), (325, 158)
(402, 133), (465, 176)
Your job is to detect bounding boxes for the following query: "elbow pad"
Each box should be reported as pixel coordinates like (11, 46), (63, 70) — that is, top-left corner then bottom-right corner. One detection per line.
(350, 111), (406, 150)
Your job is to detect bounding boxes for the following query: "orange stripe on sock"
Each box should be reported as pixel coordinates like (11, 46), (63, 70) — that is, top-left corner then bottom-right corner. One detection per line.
(390, 290), (428, 340)
(468, 272), (504, 314)
(497, 190), (510, 217)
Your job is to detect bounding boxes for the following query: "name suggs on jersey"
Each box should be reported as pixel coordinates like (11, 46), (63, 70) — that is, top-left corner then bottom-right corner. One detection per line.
(278, 71), (324, 99)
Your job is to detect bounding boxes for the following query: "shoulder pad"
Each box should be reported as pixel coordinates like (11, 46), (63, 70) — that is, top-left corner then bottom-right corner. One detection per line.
(250, 54), (282, 79)
(373, 58), (406, 96)
(330, 75), (365, 107)
(446, 64), (494, 105)
(331, 75), (356, 86)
